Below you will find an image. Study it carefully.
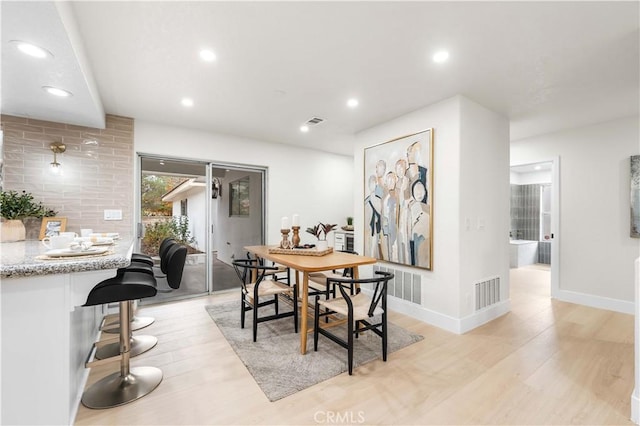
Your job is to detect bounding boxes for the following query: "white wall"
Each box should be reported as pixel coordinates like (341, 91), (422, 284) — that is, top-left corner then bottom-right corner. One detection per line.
(134, 120), (355, 249)
(458, 96), (511, 319)
(354, 95), (510, 332)
(511, 116), (640, 309)
(186, 188), (207, 251)
(510, 170), (552, 184)
(170, 188), (207, 252)
(214, 169), (263, 264)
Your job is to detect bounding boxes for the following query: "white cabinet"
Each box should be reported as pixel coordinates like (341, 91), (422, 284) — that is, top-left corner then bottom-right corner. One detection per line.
(334, 230), (354, 252)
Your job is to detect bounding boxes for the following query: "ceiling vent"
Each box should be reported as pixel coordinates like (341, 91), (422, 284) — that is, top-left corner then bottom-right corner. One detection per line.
(305, 117), (325, 126)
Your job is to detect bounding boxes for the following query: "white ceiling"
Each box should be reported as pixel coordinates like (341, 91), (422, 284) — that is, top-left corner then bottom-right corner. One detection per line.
(2, 1), (638, 156)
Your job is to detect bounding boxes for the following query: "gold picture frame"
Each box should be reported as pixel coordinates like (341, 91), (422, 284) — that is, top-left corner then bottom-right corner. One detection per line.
(363, 128), (434, 270)
(39, 217), (67, 239)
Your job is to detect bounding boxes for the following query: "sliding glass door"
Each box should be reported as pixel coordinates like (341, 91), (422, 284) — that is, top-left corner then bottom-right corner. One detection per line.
(137, 155), (210, 303)
(210, 165), (265, 292)
(136, 155), (266, 302)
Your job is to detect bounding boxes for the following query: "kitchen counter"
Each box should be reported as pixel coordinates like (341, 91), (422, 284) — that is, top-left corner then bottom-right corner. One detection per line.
(0, 239), (132, 278)
(1, 239), (134, 426)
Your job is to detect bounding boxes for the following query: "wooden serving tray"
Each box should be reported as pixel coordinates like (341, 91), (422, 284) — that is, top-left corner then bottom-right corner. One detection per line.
(268, 247), (333, 256)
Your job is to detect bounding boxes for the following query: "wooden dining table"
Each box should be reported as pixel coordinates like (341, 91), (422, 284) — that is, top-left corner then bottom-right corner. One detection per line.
(244, 245), (377, 354)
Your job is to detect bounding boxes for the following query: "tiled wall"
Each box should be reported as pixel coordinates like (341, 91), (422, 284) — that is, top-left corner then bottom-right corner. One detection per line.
(510, 184), (540, 241)
(538, 241), (551, 264)
(510, 183), (551, 265)
(1, 114), (134, 239)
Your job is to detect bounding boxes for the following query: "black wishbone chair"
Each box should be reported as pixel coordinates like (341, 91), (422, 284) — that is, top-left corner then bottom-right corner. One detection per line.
(308, 250), (359, 299)
(232, 258), (298, 342)
(313, 271), (393, 375)
(247, 251), (291, 286)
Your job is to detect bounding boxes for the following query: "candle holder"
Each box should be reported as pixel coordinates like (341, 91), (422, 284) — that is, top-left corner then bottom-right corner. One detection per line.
(280, 228), (291, 249)
(291, 226), (300, 248)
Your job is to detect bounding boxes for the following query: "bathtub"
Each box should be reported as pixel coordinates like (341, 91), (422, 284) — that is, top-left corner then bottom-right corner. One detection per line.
(509, 240), (538, 268)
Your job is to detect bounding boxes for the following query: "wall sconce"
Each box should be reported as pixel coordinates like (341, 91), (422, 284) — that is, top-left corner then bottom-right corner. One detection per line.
(50, 141), (66, 173)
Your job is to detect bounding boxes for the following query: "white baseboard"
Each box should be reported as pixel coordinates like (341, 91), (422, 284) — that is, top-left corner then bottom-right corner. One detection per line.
(458, 300), (511, 334)
(386, 296), (461, 333)
(387, 296), (510, 334)
(555, 289), (634, 315)
(386, 288), (631, 334)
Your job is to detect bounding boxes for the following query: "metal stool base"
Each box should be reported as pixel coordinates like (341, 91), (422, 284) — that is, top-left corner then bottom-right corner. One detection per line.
(81, 366), (163, 409)
(95, 335), (157, 360)
(103, 316), (155, 334)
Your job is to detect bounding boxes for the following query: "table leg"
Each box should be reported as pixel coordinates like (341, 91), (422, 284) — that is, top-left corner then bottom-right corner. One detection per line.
(300, 271), (309, 354)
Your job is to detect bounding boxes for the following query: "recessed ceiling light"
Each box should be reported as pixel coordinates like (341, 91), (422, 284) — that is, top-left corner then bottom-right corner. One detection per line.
(534, 165), (542, 171)
(432, 50), (450, 63)
(347, 98), (359, 108)
(181, 98), (194, 107)
(199, 49), (216, 62)
(10, 40), (52, 59)
(300, 125), (309, 133)
(42, 86), (72, 97)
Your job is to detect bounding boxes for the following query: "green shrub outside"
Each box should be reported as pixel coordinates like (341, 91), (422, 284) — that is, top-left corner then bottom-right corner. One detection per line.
(141, 215), (198, 255)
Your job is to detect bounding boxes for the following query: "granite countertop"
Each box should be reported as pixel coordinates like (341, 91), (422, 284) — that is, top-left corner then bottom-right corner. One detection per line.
(0, 239), (133, 278)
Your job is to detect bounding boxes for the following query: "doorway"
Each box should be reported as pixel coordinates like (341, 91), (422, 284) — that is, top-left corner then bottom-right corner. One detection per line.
(509, 158), (560, 297)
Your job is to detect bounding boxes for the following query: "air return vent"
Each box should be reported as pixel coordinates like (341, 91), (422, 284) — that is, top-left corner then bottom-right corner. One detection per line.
(475, 276), (501, 311)
(373, 265), (421, 304)
(305, 117), (325, 126)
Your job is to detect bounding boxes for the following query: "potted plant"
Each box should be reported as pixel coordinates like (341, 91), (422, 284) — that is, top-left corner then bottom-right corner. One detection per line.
(0, 190), (56, 242)
(305, 222), (337, 251)
(343, 216), (354, 231)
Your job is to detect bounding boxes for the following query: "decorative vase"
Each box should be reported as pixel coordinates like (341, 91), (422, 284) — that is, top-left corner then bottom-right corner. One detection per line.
(22, 217), (42, 240)
(316, 240), (328, 251)
(1, 219), (26, 242)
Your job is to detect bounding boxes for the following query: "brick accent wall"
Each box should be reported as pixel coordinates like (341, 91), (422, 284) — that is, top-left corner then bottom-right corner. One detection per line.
(1, 114), (134, 239)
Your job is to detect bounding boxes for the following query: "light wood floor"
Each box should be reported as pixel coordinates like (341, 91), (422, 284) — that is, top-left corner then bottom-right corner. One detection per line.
(75, 265), (634, 425)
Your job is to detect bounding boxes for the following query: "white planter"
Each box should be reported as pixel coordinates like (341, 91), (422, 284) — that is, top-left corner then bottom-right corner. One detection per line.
(316, 240), (328, 251)
(1, 219), (26, 242)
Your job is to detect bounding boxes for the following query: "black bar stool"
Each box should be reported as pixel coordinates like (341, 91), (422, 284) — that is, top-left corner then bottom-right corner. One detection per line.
(129, 237), (176, 267)
(95, 244), (186, 360)
(102, 239), (177, 334)
(81, 271), (162, 409)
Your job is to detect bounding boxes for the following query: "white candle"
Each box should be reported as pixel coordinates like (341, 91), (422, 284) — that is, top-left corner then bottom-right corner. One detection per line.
(281, 216), (290, 230)
(292, 214), (300, 226)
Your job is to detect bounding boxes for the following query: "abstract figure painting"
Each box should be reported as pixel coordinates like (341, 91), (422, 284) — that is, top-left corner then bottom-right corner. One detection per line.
(364, 129), (434, 270)
(631, 155), (640, 238)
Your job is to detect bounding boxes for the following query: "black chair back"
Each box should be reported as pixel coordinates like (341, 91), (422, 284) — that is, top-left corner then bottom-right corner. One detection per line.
(328, 271), (393, 316)
(159, 237), (177, 257)
(232, 258), (279, 292)
(338, 250), (358, 277)
(160, 240), (178, 274)
(165, 244), (188, 289)
(158, 239), (177, 271)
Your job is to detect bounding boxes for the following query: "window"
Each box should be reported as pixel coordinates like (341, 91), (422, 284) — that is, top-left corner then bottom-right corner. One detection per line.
(180, 199), (188, 216)
(229, 176), (250, 216)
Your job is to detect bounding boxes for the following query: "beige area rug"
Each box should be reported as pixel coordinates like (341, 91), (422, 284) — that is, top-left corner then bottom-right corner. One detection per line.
(205, 301), (423, 401)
